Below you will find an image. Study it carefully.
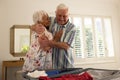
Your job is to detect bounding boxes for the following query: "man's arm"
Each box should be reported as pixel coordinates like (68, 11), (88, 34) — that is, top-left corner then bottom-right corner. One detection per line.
(39, 27), (76, 51)
(49, 40), (69, 50)
(38, 38), (69, 51)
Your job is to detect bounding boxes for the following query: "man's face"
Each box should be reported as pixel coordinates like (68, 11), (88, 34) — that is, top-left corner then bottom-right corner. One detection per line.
(56, 9), (69, 25)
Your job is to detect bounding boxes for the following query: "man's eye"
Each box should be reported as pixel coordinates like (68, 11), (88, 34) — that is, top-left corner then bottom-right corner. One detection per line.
(58, 15), (61, 17)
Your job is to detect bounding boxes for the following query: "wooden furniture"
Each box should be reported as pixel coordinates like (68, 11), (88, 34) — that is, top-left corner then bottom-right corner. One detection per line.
(2, 60), (24, 80)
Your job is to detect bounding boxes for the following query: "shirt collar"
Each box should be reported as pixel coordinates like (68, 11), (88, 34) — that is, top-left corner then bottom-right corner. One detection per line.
(54, 18), (70, 28)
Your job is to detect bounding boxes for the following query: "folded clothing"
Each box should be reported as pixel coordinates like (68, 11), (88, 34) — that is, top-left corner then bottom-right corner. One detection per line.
(47, 68), (83, 78)
(52, 72), (93, 80)
(39, 72), (93, 80)
(27, 70), (47, 78)
(46, 70), (59, 76)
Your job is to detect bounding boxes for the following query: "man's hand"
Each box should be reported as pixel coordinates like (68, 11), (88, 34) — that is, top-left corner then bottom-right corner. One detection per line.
(53, 30), (63, 42)
(43, 47), (51, 52)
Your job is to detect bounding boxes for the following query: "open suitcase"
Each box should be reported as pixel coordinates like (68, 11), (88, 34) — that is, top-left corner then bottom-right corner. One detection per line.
(22, 68), (83, 80)
(22, 68), (120, 80)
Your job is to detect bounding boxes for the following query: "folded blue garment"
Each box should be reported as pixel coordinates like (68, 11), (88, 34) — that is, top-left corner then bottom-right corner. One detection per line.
(46, 70), (59, 76)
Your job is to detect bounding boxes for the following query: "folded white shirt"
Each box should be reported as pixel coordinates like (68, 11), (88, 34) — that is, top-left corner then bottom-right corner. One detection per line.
(27, 70), (47, 78)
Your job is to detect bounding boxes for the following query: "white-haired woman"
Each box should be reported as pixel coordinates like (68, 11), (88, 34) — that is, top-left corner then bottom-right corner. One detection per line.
(22, 10), (53, 72)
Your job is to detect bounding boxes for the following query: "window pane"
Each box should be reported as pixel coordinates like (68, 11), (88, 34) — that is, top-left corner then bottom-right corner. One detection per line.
(104, 18), (114, 57)
(84, 17), (94, 58)
(73, 17), (84, 58)
(94, 17), (105, 57)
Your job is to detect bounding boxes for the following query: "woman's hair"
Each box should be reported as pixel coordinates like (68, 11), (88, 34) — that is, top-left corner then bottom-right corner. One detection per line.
(33, 10), (49, 24)
(32, 10), (50, 30)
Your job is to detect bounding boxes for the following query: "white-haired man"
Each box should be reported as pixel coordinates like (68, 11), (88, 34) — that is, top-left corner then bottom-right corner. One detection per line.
(39, 3), (76, 69)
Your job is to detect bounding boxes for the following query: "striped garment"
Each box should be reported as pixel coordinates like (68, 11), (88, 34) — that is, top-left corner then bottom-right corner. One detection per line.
(49, 17), (76, 69)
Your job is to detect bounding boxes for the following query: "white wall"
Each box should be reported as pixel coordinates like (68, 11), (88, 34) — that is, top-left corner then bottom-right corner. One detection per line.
(0, 0), (120, 79)
(117, 0), (120, 69)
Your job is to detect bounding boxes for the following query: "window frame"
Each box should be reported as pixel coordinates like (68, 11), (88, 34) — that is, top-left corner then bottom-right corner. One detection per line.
(69, 15), (115, 64)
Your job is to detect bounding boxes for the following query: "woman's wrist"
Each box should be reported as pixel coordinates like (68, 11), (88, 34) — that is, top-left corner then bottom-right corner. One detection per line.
(49, 40), (53, 47)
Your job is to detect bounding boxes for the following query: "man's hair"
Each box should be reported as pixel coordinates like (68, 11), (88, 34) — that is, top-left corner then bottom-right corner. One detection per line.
(56, 3), (68, 10)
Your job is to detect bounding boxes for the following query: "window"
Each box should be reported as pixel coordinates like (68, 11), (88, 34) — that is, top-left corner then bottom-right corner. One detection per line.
(70, 16), (114, 64)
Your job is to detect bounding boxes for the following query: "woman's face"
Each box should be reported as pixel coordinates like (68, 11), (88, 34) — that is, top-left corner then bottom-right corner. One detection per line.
(40, 15), (50, 27)
(56, 8), (69, 25)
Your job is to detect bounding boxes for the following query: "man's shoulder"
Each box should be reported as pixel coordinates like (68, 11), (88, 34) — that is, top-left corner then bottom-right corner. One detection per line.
(67, 20), (75, 26)
(66, 21), (75, 28)
(49, 17), (55, 22)
(49, 17), (56, 31)
(65, 21), (76, 32)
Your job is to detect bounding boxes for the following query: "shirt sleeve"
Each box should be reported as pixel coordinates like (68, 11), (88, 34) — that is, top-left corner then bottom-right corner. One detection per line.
(64, 26), (76, 48)
(44, 31), (53, 40)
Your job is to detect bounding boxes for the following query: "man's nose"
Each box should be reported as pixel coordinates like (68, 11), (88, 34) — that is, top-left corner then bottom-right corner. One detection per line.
(60, 16), (64, 20)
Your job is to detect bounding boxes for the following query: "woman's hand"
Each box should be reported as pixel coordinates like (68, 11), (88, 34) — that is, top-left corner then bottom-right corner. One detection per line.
(31, 24), (45, 34)
(40, 34), (48, 40)
(38, 35), (50, 50)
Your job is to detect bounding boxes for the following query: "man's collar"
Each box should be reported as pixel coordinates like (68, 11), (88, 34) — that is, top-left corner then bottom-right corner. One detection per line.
(54, 18), (70, 28)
